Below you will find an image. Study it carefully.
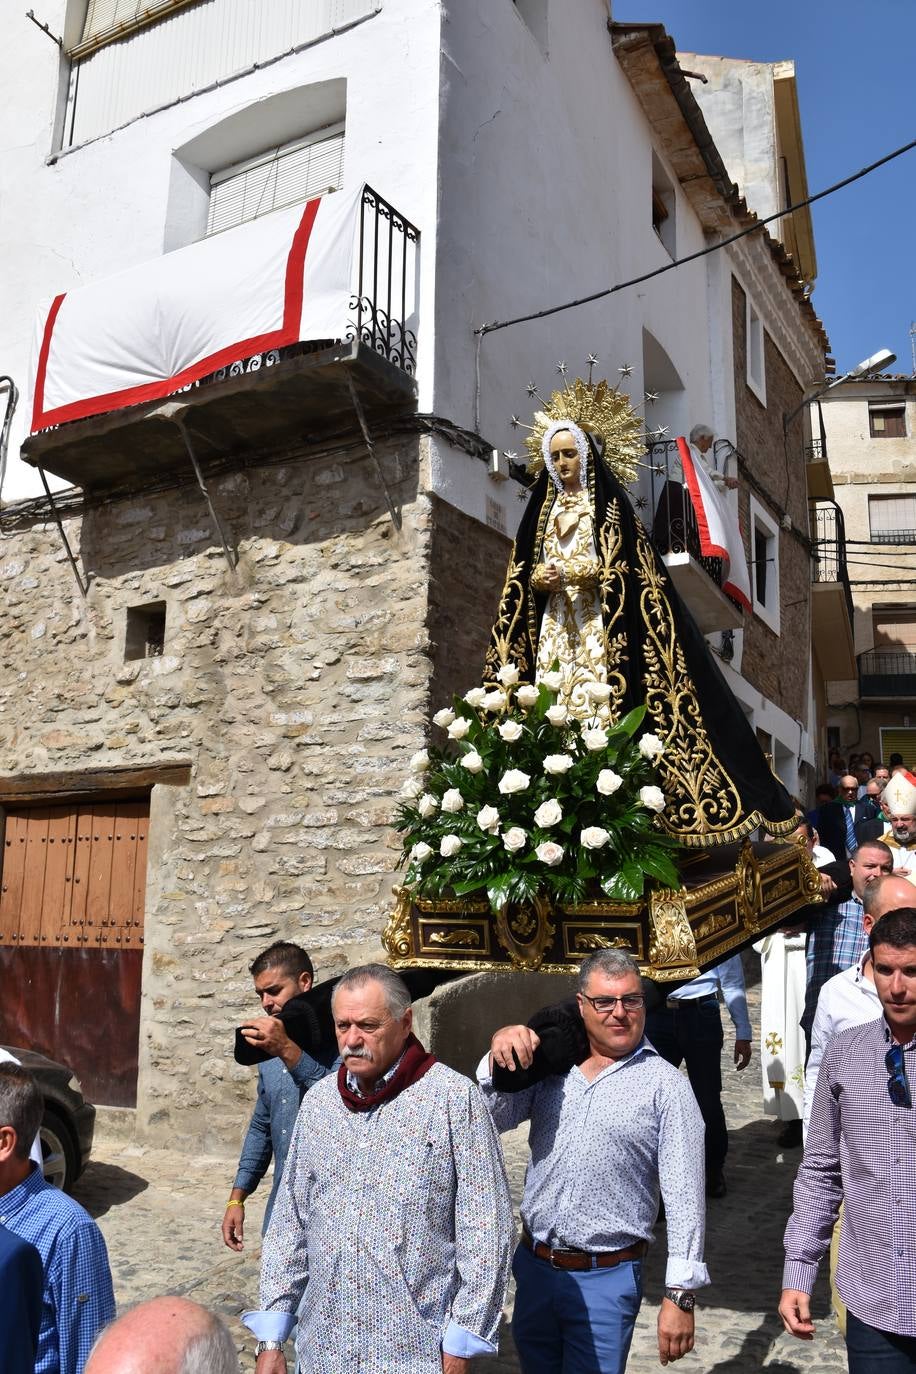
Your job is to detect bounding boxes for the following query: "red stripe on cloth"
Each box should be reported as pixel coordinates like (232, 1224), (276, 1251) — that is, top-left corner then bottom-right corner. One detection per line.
(31, 293), (66, 433)
(677, 436), (728, 560)
(31, 198), (323, 432)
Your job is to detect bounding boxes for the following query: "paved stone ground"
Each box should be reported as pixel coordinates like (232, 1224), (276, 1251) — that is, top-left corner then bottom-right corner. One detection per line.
(74, 971), (846, 1371)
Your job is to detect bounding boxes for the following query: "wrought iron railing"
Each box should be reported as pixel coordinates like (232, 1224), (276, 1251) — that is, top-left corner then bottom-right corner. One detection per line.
(871, 528), (916, 545)
(858, 650), (916, 698)
(347, 185), (419, 375)
(645, 439), (736, 597)
(809, 500), (854, 626)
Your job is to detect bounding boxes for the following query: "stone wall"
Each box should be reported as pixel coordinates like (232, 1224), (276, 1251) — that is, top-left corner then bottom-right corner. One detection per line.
(731, 276), (809, 724)
(0, 436), (437, 1147)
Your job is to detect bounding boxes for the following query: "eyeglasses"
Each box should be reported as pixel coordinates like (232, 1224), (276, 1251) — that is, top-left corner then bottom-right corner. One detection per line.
(580, 992), (645, 1014)
(886, 1044), (912, 1108)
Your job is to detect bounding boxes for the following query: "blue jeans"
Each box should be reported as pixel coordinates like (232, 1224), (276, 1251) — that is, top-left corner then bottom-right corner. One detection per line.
(846, 1312), (916, 1371)
(511, 1241), (642, 1374)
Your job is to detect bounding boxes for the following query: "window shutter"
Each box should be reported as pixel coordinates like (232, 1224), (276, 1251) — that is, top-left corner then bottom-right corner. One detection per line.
(869, 495), (916, 541)
(207, 127), (345, 237)
(80, 0), (198, 45)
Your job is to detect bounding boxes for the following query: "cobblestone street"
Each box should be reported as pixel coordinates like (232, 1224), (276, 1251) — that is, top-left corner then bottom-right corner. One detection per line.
(75, 974), (845, 1371)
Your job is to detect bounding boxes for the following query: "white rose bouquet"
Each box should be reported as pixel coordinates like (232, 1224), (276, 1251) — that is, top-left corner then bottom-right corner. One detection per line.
(396, 667), (680, 906)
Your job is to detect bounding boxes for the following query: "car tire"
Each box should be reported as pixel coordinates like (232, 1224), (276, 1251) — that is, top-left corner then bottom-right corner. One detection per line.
(41, 1109), (78, 1193)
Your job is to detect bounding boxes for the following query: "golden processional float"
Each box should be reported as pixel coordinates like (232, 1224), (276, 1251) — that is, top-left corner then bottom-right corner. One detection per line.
(383, 367), (821, 985)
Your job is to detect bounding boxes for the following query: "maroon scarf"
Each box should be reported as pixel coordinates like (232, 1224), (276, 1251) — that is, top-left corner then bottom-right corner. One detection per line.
(337, 1033), (437, 1113)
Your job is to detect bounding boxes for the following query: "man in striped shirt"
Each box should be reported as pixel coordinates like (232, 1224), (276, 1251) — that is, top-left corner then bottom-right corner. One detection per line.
(780, 906), (916, 1370)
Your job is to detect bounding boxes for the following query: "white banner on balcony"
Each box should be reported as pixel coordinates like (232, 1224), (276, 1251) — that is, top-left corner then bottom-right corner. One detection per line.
(677, 437), (752, 612)
(29, 184), (362, 433)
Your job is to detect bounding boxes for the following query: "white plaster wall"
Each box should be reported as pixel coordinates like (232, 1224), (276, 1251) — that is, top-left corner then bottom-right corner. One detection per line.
(430, 0), (720, 529)
(0, 0), (442, 500)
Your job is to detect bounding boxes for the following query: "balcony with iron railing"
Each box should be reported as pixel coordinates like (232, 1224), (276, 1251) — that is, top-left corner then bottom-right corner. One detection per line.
(644, 439), (744, 635)
(810, 500), (856, 680)
(22, 185), (420, 493)
(858, 649), (916, 699)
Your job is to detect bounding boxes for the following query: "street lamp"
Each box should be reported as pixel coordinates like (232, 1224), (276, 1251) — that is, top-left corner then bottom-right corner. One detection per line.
(783, 347), (897, 431)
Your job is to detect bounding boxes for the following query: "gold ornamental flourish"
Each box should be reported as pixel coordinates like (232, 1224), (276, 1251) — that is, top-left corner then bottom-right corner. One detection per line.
(494, 895), (556, 971)
(574, 933), (632, 952)
(428, 928), (481, 949)
(382, 886), (414, 960)
(524, 379), (645, 486)
(648, 889), (700, 980)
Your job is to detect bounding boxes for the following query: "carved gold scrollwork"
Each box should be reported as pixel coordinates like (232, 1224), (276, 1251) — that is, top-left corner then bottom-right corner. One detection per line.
(382, 886), (414, 962)
(428, 928), (480, 948)
(494, 895), (556, 971)
(736, 840), (764, 932)
(648, 888), (699, 981)
(574, 933), (631, 952)
(694, 911), (733, 942)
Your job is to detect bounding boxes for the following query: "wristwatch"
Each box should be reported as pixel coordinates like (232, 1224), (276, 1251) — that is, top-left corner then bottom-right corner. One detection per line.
(664, 1287), (696, 1312)
(255, 1340), (286, 1356)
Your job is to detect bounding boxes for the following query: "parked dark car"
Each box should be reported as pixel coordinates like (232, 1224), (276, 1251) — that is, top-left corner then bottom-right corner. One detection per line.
(1, 1046), (95, 1192)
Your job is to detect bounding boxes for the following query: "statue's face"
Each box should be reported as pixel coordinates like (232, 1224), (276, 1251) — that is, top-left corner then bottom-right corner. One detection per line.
(549, 430), (582, 490)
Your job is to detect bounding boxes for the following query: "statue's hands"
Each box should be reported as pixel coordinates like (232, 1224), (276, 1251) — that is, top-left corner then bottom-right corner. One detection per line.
(489, 1025), (541, 1073)
(532, 562), (563, 593)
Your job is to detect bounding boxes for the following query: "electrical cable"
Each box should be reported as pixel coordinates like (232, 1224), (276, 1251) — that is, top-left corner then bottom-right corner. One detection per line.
(474, 135), (916, 338)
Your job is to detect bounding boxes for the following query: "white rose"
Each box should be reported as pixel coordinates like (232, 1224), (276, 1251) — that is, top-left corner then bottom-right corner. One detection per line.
(410, 749), (430, 774)
(498, 769), (530, 795)
(638, 733), (665, 762)
(481, 689), (507, 713)
(543, 754), (574, 775)
(433, 707), (456, 729)
(534, 798), (563, 827)
(585, 635), (604, 661)
(596, 769), (623, 796)
(582, 727), (608, 752)
(540, 670), (563, 691)
(502, 827), (527, 853)
(441, 788), (465, 813)
(585, 681), (612, 703)
(459, 750), (484, 773)
(476, 804), (501, 834)
(447, 716), (471, 740)
(516, 684), (540, 709)
(410, 841), (433, 863)
(498, 719), (524, 743)
(639, 785), (666, 813)
(497, 664), (520, 687)
(545, 704), (568, 726)
(401, 776), (425, 799)
(417, 793), (438, 819)
(535, 840), (564, 866)
(464, 687), (487, 707)
(580, 826), (610, 850)
(440, 834), (464, 857)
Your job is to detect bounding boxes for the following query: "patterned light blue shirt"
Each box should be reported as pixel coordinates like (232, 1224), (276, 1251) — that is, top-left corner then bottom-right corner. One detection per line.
(0, 1165), (115, 1374)
(234, 1049), (334, 1230)
(478, 1039), (710, 1290)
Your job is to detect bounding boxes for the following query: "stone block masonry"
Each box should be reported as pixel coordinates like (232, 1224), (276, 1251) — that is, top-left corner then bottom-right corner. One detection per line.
(0, 434), (484, 1147)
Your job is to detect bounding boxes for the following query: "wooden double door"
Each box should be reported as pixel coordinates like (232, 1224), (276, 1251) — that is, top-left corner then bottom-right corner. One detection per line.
(0, 799), (149, 1106)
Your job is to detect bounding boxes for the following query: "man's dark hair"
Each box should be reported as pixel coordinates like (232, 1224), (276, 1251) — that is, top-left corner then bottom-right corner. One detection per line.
(890, 753), (904, 768)
(870, 907), (916, 954)
(851, 839), (893, 865)
(0, 1064), (43, 1160)
(249, 942), (313, 981)
(815, 783), (836, 801)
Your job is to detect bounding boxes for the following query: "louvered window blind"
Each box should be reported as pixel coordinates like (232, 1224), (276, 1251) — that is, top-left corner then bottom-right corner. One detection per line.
(78, 0), (199, 49)
(207, 126), (345, 237)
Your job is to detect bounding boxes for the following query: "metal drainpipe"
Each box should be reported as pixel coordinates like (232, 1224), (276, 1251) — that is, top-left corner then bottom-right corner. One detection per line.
(0, 377), (20, 503)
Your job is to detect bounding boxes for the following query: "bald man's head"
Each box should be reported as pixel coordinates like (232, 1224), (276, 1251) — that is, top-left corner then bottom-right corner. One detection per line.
(86, 1297), (239, 1374)
(864, 873), (916, 923)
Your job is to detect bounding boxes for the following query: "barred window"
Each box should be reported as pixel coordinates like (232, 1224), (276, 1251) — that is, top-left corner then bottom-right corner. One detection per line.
(206, 125), (345, 237)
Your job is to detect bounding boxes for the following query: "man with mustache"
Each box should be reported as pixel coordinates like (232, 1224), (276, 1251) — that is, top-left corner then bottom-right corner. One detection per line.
(243, 964), (513, 1373)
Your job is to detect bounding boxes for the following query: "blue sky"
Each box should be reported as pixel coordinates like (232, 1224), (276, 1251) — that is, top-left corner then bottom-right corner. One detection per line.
(612, 0), (916, 376)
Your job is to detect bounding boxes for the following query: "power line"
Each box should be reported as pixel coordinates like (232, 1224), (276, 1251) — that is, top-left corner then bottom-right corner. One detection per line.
(475, 135), (916, 339)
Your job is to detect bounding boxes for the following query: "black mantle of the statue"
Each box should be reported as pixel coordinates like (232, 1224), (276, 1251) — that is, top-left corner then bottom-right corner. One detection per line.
(383, 838), (822, 981)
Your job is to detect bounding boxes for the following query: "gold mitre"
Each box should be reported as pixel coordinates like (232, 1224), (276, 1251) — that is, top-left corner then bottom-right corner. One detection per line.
(524, 377), (644, 486)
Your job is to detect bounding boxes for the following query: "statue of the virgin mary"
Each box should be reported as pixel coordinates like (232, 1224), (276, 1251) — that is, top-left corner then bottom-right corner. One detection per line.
(483, 376), (797, 849)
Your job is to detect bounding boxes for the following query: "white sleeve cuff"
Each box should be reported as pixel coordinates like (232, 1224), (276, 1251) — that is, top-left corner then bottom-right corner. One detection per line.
(240, 1311), (296, 1342)
(475, 1051), (493, 1085)
(442, 1320), (498, 1358)
(665, 1258), (710, 1289)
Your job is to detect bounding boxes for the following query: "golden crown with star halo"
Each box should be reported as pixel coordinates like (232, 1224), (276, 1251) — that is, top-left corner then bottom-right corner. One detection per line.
(508, 359), (652, 487)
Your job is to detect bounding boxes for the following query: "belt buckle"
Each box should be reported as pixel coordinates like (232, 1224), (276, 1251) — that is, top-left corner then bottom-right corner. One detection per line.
(548, 1246), (575, 1269)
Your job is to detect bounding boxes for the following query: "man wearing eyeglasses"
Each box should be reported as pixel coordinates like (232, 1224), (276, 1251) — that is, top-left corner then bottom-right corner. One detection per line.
(478, 949), (708, 1374)
(780, 906), (916, 1370)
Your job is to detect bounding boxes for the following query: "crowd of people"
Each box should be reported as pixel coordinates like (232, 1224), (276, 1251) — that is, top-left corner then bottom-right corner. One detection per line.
(4, 757), (915, 1374)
